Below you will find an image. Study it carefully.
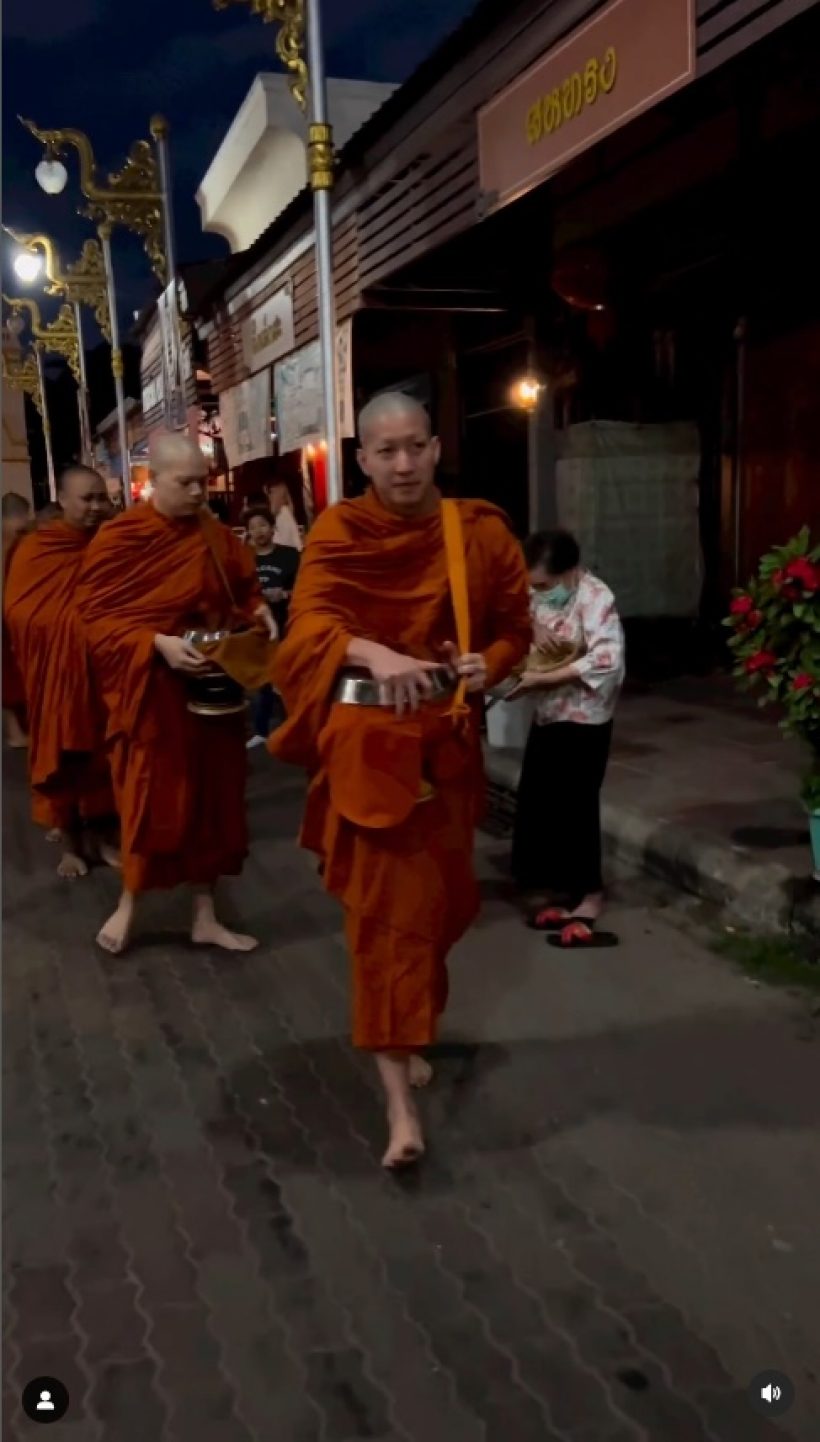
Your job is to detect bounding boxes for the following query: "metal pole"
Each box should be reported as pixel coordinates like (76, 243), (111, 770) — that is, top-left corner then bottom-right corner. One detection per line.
(73, 301), (93, 464)
(34, 344), (56, 501)
(151, 116), (186, 431)
(98, 224), (132, 505)
(305, 0), (342, 505)
(732, 317), (747, 585)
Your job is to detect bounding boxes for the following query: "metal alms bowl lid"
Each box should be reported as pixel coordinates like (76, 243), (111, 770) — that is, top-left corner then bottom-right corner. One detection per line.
(183, 628), (234, 647)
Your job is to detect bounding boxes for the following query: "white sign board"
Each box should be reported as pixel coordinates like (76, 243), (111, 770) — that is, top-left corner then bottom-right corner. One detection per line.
(274, 320), (354, 456)
(242, 285), (295, 375)
(219, 369), (273, 468)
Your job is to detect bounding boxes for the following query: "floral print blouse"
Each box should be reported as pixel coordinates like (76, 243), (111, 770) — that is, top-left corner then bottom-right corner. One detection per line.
(531, 570), (625, 726)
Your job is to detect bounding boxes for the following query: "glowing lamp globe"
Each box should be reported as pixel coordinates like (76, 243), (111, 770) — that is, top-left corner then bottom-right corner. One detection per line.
(511, 377), (543, 413)
(14, 251), (43, 284)
(35, 156), (68, 195)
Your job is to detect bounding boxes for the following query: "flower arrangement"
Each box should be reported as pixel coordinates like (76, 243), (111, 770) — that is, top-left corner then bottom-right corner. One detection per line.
(725, 528), (820, 811)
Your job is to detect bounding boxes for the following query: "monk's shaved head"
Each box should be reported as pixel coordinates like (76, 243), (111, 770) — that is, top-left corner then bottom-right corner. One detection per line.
(57, 465), (110, 531)
(2, 491), (31, 519)
(2, 490), (32, 546)
(150, 431), (209, 519)
(356, 391), (440, 519)
(357, 391), (431, 446)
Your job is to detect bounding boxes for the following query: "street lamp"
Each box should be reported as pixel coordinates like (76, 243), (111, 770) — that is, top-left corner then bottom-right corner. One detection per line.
(13, 251), (44, 284)
(213, 0), (342, 505)
(19, 115), (186, 499)
(2, 315), (56, 498)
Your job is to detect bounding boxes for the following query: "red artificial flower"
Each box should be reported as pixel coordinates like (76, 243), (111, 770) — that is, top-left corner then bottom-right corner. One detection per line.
(746, 609), (763, 629)
(785, 557), (820, 592)
(792, 673), (815, 692)
(745, 650), (778, 675)
(730, 594), (753, 616)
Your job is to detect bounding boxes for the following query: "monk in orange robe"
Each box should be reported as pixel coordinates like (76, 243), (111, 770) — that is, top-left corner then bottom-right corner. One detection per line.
(77, 434), (274, 955)
(271, 392), (530, 1167)
(4, 467), (116, 877)
(2, 491), (32, 749)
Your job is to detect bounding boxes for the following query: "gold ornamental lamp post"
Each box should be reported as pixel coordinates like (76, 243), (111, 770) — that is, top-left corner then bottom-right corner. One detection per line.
(18, 115), (183, 503)
(2, 294), (84, 498)
(2, 227), (110, 465)
(2, 313), (56, 499)
(212, 0), (342, 504)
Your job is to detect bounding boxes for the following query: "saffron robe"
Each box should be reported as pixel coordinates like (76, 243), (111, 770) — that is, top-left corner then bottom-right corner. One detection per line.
(77, 504), (262, 893)
(271, 489), (530, 1050)
(3, 538), (27, 723)
(4, 522), (113, 829)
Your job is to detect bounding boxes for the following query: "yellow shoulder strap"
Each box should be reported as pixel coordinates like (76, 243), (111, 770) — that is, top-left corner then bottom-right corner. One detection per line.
(441, 498), (471, 716)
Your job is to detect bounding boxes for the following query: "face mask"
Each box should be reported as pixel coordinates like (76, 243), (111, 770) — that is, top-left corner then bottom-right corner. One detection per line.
(533, 582), (575, 610)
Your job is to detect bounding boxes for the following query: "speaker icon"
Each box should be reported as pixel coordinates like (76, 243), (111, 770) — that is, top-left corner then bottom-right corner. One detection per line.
(760, 1383), (782, 1404)
(749, 1371), (793, 1417)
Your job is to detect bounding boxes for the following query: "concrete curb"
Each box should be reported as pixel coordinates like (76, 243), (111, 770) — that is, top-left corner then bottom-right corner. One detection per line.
(483, 744), (818, 939)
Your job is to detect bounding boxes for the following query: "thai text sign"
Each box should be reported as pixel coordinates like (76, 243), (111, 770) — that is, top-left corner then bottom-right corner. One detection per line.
(274, 320), (354, 457)
(242, 285), (295, 375)
(478, 0), (694, 209)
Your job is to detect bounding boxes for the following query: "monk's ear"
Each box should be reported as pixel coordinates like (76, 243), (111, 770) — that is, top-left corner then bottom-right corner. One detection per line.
(431, 436), (442, 466)
(356, 447), (372, 478)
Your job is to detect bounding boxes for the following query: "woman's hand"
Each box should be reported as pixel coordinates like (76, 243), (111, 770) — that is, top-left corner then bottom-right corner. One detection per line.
(440, 641), (488, 694)
(356, 640), (441, 715)
(505, 670), (547, 700)
(154, 635), (208, 673)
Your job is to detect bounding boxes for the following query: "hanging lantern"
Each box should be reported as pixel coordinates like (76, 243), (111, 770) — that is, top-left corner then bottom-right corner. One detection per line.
(552, 248), (610, 312)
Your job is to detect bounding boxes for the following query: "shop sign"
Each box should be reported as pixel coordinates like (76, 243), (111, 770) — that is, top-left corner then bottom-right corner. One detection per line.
(219, 369), (273, 468)
(242, 285), (295, 375)
(478, 0), (695, 210)
(274, 320), (354, 457)
(141, 372), (164, 414)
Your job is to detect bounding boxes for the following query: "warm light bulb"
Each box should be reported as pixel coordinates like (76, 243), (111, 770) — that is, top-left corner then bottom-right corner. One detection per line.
(306, 443), (316, 459)
(319, 438), (328, 451)
(512, 377), (543, 412)
(14, 251), (43, 283)
(35, 156), (68, 195)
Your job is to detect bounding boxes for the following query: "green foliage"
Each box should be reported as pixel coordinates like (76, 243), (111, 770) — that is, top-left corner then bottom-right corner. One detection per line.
(725, 529), (820, 795)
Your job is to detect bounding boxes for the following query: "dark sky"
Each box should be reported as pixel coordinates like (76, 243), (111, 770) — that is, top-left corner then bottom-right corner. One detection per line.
(2, 0), (477, 328)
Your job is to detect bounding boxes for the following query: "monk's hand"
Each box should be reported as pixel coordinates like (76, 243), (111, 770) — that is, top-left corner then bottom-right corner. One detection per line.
(362, 641), (439, 715)
(254, 603), (278, 640)
(154, 635), (209, 673)
(440, 642), (488, 694)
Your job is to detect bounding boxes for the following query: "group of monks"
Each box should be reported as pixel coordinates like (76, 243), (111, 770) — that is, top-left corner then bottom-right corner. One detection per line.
(3, 394), (530, 1167)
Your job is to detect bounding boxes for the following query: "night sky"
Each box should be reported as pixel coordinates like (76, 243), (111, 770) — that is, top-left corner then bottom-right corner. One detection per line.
(3, 0), (477, 327)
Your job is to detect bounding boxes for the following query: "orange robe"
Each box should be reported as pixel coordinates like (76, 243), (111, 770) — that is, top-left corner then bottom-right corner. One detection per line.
(271, 489), (530, 1050)
(77, 504), (263, 894)
(4, 522), (113, 829)
(2, 539), (28, 723)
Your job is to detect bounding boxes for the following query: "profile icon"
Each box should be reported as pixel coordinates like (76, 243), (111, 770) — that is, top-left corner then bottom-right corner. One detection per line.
(21, 1376), (70, 1423)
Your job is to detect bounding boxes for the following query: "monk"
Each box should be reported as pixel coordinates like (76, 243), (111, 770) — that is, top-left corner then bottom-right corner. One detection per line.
(4, 468), (116, 876)
(2, 491), (32, 748)
(77, 433), (273, 954)
(271, 392), (530, 1167)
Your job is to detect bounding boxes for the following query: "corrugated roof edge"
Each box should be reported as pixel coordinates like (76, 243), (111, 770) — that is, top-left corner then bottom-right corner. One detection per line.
(192, 0), (514, 317)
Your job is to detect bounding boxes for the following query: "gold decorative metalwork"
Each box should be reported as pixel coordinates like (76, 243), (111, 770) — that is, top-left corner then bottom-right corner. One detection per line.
(2, 343), (43, 417)
(2, 294), (81, 385)
(2, 226), (112, 342)
(308, 122), (334, 189)
(212, 0), (308, 110)
(18, 117), (167, 283)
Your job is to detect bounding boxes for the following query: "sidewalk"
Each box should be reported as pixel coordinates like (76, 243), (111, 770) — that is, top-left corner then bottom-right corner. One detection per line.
(484, 676), (819, 939)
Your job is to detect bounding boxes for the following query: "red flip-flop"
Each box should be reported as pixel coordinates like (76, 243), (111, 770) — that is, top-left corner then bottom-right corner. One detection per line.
(548, 918), (619, 949)
(527, 906), (571, 932)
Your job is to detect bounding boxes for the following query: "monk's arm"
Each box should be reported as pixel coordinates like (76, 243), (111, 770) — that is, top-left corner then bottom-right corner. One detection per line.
(480, 519), (531, 688)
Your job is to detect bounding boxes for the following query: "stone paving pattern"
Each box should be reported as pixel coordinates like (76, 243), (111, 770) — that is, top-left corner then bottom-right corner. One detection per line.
(3, 749), (819, 1441)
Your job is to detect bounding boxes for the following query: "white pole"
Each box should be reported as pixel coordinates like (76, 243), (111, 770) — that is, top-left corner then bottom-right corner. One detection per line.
(151, 116), (187, 431)
(305, 0), (342, 505)
(73, 301), (93, 464)
(98, 224), (132, 505)
(34, 344), (56, 501)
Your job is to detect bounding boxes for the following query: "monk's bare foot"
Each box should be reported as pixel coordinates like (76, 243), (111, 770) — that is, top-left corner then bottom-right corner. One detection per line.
(96, 903), (133, 955)
(191, 919), (258, 952)
(99, 843), (122, 871)
(409, 1053), (433, 1089)
(382, 1104), (425, 1169)
(46, 827), (61, 844)
(57, 851), (88, 880)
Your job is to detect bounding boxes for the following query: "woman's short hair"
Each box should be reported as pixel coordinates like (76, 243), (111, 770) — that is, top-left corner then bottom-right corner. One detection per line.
(245, 507), (275, 528)
(523, 528), (581, 575)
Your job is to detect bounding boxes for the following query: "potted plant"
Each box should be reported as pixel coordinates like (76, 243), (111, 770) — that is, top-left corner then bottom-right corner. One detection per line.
(725, 527), (820, 880)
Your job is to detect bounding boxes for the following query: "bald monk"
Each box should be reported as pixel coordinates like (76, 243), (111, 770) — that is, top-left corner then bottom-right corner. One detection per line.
(271, 392), (531, 1167)
(2, 491), (32, 748)
(5, 468), (117, 876)
(77, 434), (273, 954)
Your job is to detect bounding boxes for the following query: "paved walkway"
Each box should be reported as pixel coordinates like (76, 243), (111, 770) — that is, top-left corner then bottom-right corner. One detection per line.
(3, 748), (820, 1442)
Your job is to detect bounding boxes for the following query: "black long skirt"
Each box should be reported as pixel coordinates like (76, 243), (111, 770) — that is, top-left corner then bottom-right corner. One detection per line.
(511, 719), (613, 901)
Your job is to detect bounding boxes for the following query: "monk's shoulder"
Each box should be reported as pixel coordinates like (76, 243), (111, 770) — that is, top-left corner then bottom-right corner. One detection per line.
(458, 498), (518, 544)
(303, 500), (363, 548)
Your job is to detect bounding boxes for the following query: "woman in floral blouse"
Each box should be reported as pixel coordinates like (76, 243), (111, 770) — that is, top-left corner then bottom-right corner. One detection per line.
(508, 529), (624, 948)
